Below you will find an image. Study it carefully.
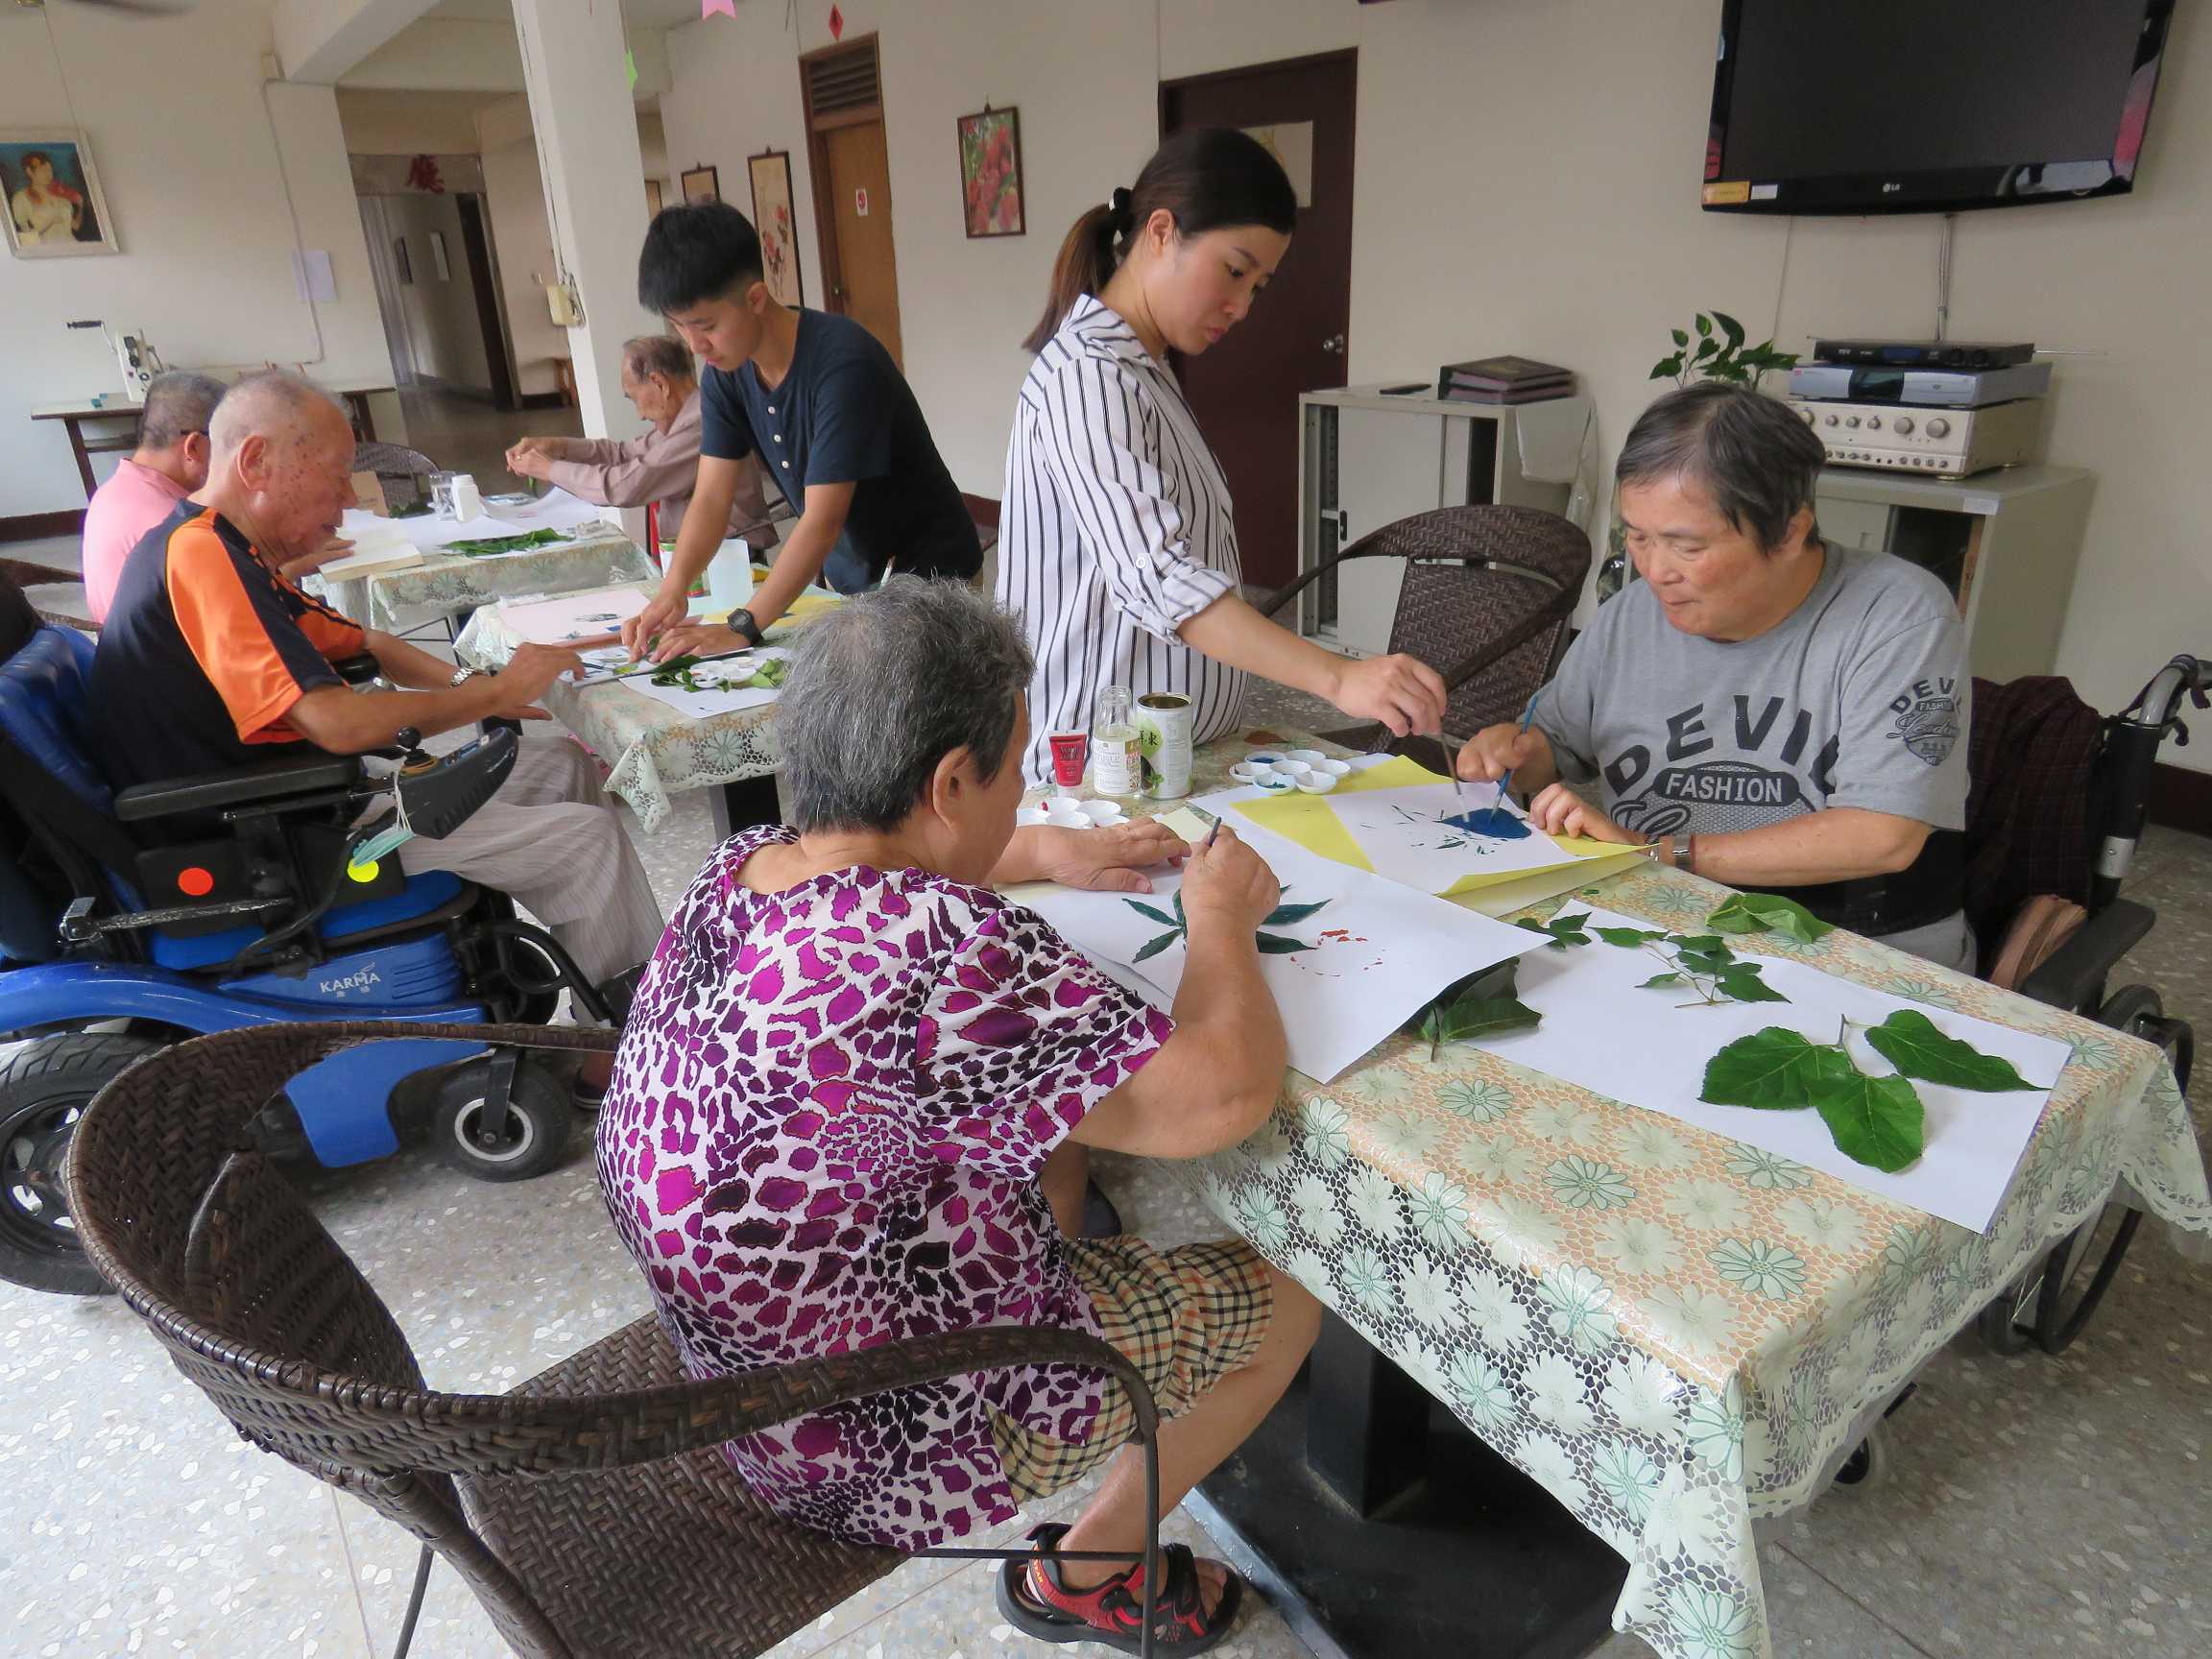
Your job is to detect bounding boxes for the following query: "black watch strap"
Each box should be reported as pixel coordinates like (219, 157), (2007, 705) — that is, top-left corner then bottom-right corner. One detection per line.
(730, 608), (764, 646)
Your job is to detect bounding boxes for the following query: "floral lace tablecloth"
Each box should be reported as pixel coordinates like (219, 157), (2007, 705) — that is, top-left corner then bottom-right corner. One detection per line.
(1157, 733), (2212, 1659)
(313, 526), (657, 633)
(452, 590), (839, 831)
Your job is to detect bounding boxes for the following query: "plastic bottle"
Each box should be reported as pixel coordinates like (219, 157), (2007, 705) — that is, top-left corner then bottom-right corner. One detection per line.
(1092, 685), (1140, 799)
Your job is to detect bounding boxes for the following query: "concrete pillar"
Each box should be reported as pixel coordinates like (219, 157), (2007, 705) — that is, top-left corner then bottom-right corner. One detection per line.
(509, 0), (659, 445)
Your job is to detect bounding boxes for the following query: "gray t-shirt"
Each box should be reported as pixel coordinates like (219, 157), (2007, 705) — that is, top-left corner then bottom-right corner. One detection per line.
(1533, 543), (1969, 841)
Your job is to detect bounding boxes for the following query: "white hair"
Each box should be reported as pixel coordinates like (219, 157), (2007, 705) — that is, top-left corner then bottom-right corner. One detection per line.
(208, 370), (351, 468)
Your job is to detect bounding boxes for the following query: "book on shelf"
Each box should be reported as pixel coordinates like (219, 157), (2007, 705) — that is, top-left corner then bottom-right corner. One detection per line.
(1437, 353), (1574, 394)
(1439, 380), (1576, 405)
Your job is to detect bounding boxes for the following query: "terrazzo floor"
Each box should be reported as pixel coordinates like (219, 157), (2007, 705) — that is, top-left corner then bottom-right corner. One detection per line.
(3, 617), (2207, 1655)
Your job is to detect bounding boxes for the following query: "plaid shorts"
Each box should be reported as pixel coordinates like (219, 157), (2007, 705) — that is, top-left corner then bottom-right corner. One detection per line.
(990, 1235), (1275, 1504)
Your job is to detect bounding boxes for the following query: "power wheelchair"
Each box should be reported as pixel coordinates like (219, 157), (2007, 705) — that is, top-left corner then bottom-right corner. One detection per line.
(0, 599), (614, 1295)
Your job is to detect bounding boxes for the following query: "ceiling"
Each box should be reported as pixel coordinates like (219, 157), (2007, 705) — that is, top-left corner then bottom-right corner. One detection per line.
(427, 0), (708, 27)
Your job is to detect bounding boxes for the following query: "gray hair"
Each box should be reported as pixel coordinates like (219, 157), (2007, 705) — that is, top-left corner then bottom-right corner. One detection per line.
(136, 372), (226, 451)
(208, 370), (351, 467)
(1616, 382), (1824, 554)
(622, 334), (694, 384)
(778, 578), (1034, 833)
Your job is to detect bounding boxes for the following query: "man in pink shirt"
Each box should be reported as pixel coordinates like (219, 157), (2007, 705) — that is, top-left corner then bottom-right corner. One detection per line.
(81, 372), (224, 624)
(503, 335), (776, 552)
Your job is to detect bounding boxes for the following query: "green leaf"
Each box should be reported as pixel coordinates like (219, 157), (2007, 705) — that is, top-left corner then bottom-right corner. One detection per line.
(1124, 901), (1178, 927)
(1517, 912), (1592, 950)
(1639, 973), (1683, 989)
(1713, 310), (1745, 346)
(1671, 327), (1690, 348)
(1715, 964), (1789, 1004)
(1674, 950), (1734, 977)
(1863, 1009), (2040, 1092)
(1706, 892), (1834, 943)
(1651, 355), (1684, 380)
(1693, 336), (1720, 361)
(1434, 995), (1543, 1042)
(1132, 929), (1181, 963)
(1695, 313), (1713, 337)
(1811, 1071), (1927, 1172)
(1262, 900), (1332, 927)
(1172, 889), (1186, 922)
(1594, 926), (1665, 948)
(1256, 933), (1315, 954)
(1701, 1026), (1856, 1108)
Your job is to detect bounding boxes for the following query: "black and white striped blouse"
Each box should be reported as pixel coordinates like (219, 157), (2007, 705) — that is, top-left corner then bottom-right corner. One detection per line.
(998, 296), (1246, 786)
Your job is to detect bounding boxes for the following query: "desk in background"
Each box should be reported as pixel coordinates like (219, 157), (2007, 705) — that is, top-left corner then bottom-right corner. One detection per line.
(32, 380), (394, 501)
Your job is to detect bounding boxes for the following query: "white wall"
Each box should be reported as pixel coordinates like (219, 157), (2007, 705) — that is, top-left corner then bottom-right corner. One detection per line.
(373, 191), (493, 390)
(0, 0), (394, 518)
(658, 0), (2212, 767)
(478, 127), (567, 397)
(335, 86), (491, 155)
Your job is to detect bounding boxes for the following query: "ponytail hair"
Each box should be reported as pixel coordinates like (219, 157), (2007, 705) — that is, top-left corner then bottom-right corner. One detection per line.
(1022, 129), (1296, 353)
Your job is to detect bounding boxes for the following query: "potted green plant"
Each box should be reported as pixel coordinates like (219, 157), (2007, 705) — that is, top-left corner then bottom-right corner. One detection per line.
(1596, 312), (1801, 600)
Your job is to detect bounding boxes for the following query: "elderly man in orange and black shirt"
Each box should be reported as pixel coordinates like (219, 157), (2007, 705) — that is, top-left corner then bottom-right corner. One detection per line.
(90, 371), (663, 1058)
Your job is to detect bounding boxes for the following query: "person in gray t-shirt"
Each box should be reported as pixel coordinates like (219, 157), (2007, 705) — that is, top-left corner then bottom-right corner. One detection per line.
(1458, 384), (1973, 971)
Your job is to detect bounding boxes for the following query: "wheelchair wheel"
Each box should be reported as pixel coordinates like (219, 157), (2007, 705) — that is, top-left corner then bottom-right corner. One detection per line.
(0, 1032), (159, 1295)
(431, 1058), (572, 1183)
(1977, 985), (2181, 1357)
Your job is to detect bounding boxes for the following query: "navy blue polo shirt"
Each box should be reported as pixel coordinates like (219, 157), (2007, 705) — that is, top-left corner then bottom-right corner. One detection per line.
(700, 308), (980, 592)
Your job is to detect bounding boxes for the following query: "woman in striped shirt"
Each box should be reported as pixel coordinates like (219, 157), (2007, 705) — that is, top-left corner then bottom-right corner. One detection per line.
(998, 129), (1447, 786)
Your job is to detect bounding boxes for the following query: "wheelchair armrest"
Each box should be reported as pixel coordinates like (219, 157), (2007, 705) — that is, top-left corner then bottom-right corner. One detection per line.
(111, 753), (367, 822)
(2017, 900), (2155, 1015)
(331, 652), (383, 686)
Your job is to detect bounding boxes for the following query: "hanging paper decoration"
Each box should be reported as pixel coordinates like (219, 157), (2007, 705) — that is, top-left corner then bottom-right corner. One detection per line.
(702, 0), (736, 18)
(829, 4), (844, 39)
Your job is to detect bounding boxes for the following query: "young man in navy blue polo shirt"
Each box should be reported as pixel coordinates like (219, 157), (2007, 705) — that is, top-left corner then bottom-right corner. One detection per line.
(623, 203), (981, 661)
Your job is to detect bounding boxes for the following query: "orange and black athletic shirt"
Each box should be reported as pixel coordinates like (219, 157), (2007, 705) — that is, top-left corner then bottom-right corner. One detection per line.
(90, 503), (366, 790)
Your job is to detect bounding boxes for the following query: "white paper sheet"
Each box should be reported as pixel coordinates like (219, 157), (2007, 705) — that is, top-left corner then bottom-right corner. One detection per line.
(616, 648), (790, 719)
(498, 585), (652, 645)
(484, 486), (620, 535)
(342, 509), (534, 551)
(1019, 816), (1546, 1085)
(1472, 905), (2069, 1231)
(1326, 780), (1582, 890)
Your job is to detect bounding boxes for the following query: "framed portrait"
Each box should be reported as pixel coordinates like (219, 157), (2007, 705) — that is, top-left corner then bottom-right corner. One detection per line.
(681, 163), (721, 205)
(394, 237), (414, 285)
(428, 229), (451, 281)
(956, 106), (1023, 238)
(1, 130), (119, 257)
(644, 178), (664, 217)
(747, 149), (805, 306)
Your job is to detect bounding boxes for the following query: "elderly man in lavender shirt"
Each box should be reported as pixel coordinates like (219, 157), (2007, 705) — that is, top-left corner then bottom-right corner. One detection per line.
(504, 335), (776, 552)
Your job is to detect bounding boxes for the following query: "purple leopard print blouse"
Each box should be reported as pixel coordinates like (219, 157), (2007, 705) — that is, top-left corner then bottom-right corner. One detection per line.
(595, 825), (1173, 1549)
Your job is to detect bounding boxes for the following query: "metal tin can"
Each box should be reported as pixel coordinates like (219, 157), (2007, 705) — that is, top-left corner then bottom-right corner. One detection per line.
(1133, 691), (1193, 800)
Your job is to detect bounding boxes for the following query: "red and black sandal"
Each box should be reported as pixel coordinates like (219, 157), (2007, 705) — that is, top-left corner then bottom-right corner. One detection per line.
(994, 1521), (1246, 1654)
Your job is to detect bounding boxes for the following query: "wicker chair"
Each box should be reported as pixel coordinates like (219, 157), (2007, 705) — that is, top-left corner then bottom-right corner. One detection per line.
(68, 1021), (1166, 1659)
(1259, 504), (1591, 754)
(0, 557), (95, 633)
(354, 442), (441, 513)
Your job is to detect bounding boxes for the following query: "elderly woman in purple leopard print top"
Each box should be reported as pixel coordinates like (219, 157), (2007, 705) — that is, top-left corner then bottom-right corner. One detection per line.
(597, 579), (1319, 1653)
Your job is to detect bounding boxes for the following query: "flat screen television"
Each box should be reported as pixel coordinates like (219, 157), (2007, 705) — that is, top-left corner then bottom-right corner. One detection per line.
(1704, 0), (2175, 216)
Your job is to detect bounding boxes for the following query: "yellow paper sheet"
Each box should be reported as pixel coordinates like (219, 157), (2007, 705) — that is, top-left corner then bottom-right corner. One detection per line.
(702, 590), (843, 630)
(1232, 757), (1620, 894)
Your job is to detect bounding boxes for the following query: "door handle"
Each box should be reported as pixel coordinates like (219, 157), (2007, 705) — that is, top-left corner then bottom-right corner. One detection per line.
(1321, 334), (1346, 354)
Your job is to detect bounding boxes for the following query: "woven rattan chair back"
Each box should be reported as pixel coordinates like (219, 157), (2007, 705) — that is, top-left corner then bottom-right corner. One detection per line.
(353, 443), (441, 512)
(69, 1022), (1166, 1659)
(1262, 504), (1592, 747)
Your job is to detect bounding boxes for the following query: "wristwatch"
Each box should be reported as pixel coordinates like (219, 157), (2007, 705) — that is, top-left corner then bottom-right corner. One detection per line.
(449, 665), (480, 687)
(728, 608), (764, 646)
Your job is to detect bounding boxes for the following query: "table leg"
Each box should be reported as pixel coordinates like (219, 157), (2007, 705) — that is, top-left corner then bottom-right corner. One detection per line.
(709, 774), (781, 840)
(1306, 1311), (1434, 1517)
(64, 418), (98, 500)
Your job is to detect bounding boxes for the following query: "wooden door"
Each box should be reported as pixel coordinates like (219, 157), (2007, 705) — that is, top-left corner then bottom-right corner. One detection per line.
(822, 120), (903, 365)
(1161, 51), (1358, 588)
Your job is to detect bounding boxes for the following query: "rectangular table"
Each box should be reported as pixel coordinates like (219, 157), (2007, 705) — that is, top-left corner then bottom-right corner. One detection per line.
(32, 379), (392, 499)
(1123, 733), (2212, 1659)
(452, 584), (843, 836)
(313, 517), (657, 636)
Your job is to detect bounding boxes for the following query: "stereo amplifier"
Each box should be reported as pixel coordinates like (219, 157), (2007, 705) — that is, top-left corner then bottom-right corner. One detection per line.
(1811, 339), (2035, 370)
(1788, 396), (2042, 479)
(1789, 361), (2050, 408)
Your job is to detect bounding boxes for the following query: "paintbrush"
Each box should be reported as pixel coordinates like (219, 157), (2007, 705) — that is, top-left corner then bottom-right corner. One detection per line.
(1493, 699), (1540, 806)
